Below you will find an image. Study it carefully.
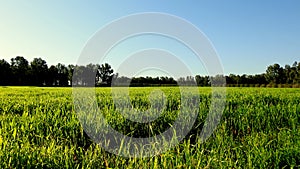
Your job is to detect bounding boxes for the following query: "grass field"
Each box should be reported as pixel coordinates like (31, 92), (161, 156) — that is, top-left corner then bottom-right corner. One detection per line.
(0, 87), (299, 168)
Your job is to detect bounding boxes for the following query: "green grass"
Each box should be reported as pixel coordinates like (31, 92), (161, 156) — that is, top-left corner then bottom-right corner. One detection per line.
(0, 87), (299, 168)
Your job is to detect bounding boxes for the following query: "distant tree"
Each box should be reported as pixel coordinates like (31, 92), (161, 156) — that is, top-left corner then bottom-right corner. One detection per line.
(11, 56), (30, 85)
(195, 75), (210, 86)
(239, 74), (248, 85)
(289, 62), (298, 84)
(56, 63), (68, 86)
(72, 65), (84, 85)
(210, 74), (226, 86)
(113, 75), (130, 86)
(160, 76), (166, 84)
(186, 76), (196, 85)
(265, 63), (284, 84)
(1, 55), (299, 87)
(67, 64), (75, 86)
(284, 64), (293, 84)
(84, 63), (98, 86)
(177, 77), (186, 85)
(296, 62), (300, 84)
(166, 77), (176, 84)
(230, 74), (240, 86)
(292, 61), (297, 68)
(98, 63), (114, 86)
(30, 58), (48, 86)
(111, 73), (119, 85)
(47, 65), (58, 86)
(0, 59), (12, 85)
(253, 74), (267, 84)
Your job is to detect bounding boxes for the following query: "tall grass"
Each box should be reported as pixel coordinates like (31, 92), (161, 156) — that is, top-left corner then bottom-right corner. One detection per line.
(0, 87), (299, 168)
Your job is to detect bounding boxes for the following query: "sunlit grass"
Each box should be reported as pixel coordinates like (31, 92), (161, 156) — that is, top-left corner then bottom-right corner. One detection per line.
(0, 87), (299, 168)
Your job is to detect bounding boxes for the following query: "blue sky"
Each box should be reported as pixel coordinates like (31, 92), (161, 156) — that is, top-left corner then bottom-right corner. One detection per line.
(0, 1), (300, 76)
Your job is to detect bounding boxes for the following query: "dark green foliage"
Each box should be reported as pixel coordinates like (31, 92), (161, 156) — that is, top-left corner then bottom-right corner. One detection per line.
(1, 56), (300, 87)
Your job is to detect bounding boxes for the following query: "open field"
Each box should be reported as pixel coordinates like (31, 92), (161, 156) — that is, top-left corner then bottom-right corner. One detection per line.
(0, 87), (299, 168)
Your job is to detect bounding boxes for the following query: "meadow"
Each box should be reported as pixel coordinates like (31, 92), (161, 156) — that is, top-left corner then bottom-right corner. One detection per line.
(0, 87), (299, 168)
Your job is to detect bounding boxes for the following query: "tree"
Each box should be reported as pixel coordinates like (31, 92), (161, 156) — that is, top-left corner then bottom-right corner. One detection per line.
(290, 62), (298, 84)
(11, 56), (30, 85)
(30, 58), (48, 86)
(210, 74), (226, 87)
(265, 63), (284, 84)
(47, 65), (58, 86)
(98, 63), (114, 86)
(195, 75), (204, 86)
(2, 55), (300, 87)
(83, 63), (98, 86)
(0, 59), (12, 85)
(253, 74), (267, 85)
(56, 63), (68, 86)
(284, 64), (293, 84)
(72, 65), (84, 86)
(67, 64), (75, 86)
(296, 62), (300, 84)
(113, 75), (130, 86)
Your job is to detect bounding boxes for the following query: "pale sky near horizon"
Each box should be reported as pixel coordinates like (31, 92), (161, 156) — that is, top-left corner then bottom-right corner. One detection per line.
(1, 1), (300, 76)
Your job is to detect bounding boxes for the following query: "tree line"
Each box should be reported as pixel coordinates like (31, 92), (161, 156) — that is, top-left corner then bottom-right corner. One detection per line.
(225, 62), (300, 87)
(0, 56), (299, 87)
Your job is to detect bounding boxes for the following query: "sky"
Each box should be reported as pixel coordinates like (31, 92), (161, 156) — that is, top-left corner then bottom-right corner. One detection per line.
(0, 0), (300, 76)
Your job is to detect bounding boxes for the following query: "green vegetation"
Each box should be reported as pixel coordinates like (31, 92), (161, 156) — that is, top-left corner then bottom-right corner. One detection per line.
(0, 87), (299, 168)
(1, 56), (300, 87)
